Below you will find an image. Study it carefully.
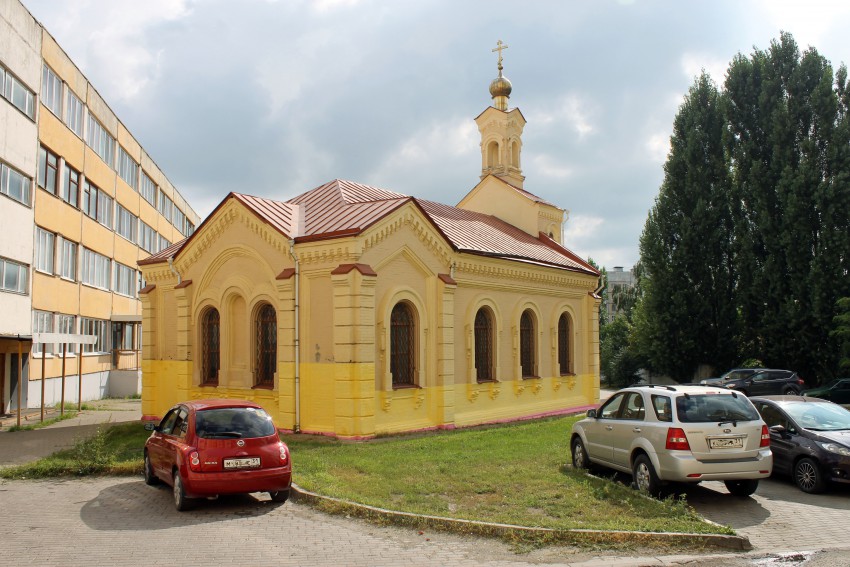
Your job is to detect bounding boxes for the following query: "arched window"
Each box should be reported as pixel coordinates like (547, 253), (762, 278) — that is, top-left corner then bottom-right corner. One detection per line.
(520, 309), (536, 378)
(511, 140), (520, 168)
(558, 313), (571, 375)
(486, 140), (499, 169)
(390, 302), (416, 387)
(201, 308), (220, 385)
(254, 303), (276, 387)
(474, 308), (494, 382)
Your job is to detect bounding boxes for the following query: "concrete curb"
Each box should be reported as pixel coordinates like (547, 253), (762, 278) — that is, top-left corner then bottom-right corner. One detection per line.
(290, 484), (752, 551)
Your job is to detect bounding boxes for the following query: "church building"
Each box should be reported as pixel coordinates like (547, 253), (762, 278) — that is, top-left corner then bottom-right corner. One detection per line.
(138, 45), (602, 437)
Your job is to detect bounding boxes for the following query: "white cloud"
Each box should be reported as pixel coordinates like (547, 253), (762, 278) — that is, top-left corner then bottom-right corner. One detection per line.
(645, 132), (670, 164)
(373, 118), (477, 175)
(530, 154), (573, 180)
(530, 93), (596, 138)
(680, 52), (728, 84)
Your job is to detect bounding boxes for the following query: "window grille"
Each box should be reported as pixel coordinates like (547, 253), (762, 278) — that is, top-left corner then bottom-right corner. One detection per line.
(558, 313), (571, 375)
(390, 302), (415, 386)
(254, 304), (276, 386)
(201, 308), (220, 385)
(474, 308), (494, 381)
(520, 310), (535, 378)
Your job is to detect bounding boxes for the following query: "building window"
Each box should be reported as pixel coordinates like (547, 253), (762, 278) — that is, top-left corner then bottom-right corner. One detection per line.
(139, 220), (156, 254)
(173, 207), (187, 236)
(520, 309), (537, 378)
(186, 220), (195, 236)
(0, 257), (28, 294)
(35, 227), (55, 274)
(474, 307), (495, 382)
(390, 302), (416, 387)
(140, 172), (157, 206)
(86, 114), (115, 167)
(57, 314), (77, 354)
(1, 63), (36, 119)
(41, 64), (62, 116)
(65, 89), (84, 137)
(116, 204), (137, 243)
(81, 247), (111, 290)
(81, 317), (110, 354)
(117, 146), (138, 190)
(201, 308), (220, 385)
(114, 262), (136, 298)
(158, 234), (171, 253)
(82, 180), (113, 229)
(33, 310), (54, 355)
(0, 161), (31, 206)
(58, 236), (77, 281)
(37, 146), (59, 196)
(158, 190), (174, 222)
(112, 322), (139, 351)
(254, 303), (276, 387)
(558, 313), (572, 375)
(61, 163), (80, 207)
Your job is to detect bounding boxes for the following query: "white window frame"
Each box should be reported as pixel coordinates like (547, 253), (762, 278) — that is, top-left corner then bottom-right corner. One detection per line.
(116, 204), (137, 243)
(81, 317), (110, 354)
(2, 64), (36, 119)
(139, 220), (156, 254)
(0, 257), (28, 294)
(0, 161), (32, 206)
(86, 114), (115, 167)
(33, 310), (55, 355)
(58, 236), (77, 281)
(35, 227), (55, 274)
(114, 261), (136, 298)
(57, 314), (77, 354)
(65, 89), (85, 138)
(140, 171), (157, 206)
(42, 63), (63, 117)
(81, 247), (111, 290)
(117, 146), (138, 190)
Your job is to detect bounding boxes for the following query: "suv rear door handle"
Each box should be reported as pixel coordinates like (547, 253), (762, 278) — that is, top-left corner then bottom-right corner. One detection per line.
(633, 427), (641, 433)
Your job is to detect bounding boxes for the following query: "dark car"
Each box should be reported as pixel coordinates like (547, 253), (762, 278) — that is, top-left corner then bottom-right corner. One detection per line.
(723, 369), (805, 396)
(750, 396), (850, 493)
(144, 399), (292, 511)
(803, 378), (850, 406)
(700, 368), (766, 387)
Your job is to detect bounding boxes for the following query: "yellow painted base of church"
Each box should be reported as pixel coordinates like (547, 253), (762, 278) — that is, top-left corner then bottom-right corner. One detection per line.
(142, 359), (599, 439)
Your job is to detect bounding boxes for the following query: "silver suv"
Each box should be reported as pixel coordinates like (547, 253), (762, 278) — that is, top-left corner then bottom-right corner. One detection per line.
(570, 385), (773, 496)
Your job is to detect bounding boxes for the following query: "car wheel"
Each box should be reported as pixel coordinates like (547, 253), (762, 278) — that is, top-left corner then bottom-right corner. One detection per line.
(782, 386), (800, 395)
(269, 489), (290, 503)
(794, 458), (826, 494)
(571, 438), (591, 471)
(173, 471), (194, 511)
(724, 479), (759, 497)
(143, 452), (159, 486)
(632, 454), (661, 496)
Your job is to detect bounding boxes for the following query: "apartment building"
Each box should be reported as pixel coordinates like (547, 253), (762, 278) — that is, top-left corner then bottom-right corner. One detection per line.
(1, 0), (200, 413)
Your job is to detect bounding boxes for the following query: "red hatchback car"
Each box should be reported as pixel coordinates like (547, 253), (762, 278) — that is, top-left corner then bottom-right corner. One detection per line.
(144, 399), (292, 511)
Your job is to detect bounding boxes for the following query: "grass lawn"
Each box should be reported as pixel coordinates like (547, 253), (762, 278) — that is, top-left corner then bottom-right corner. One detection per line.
(0, 415), (729, 538)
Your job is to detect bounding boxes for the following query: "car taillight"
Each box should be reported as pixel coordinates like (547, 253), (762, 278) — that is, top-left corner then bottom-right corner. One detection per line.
(279, 443), (289, 466)
(188, 450), (201, 472)
(797, 378), (805, 386)
(666, 427), (690, 450)
(760, 425), (770, 447)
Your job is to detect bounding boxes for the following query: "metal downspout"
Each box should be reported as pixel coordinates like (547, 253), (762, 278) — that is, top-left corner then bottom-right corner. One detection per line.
(289, 240), (301, 433)
(167, 256), (182, 285)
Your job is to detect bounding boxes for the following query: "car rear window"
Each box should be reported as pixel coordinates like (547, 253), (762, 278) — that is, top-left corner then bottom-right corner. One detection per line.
(195, 407), (276, 439)
(675, 394), (760, 423)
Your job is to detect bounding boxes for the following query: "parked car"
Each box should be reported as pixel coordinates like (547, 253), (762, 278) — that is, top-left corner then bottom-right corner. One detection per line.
(723, 369), (805, 396)
(570, 385), (772, 497)
(750, 395), (850, 493)
(144, 399), (292, 511)
(803, 378), (850, 406)
(700, 368), (766, 387)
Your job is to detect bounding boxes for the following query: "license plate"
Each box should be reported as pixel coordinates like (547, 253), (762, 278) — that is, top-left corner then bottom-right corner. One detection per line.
(223, 457), (261, 469)
(709, 437), (744, 449)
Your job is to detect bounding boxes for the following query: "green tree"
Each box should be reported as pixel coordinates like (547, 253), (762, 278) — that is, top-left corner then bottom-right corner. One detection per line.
(832, 297), (850, 374)
(725, 33), (850, 381)
(633, 73), (738, 380)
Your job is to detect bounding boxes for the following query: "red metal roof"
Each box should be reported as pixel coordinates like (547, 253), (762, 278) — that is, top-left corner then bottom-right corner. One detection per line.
(137, 179), (597, 276)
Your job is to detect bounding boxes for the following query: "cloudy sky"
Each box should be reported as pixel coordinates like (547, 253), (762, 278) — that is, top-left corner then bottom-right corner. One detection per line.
(21, 0), (850, 269)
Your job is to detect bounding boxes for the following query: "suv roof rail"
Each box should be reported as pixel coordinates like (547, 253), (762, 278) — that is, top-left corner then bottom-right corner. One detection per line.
(645, 384), (676, 391)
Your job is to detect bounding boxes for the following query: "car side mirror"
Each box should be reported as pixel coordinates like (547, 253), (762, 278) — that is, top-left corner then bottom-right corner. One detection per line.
(769, 424), (786, 435)
(586, 409), (598, 419)
(144, 422), (159, 432)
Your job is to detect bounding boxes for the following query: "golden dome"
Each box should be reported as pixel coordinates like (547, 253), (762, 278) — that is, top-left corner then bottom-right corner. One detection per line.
(489, 75), (512, 98)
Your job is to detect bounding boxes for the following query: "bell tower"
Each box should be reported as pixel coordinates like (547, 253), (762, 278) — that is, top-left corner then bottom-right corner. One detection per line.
(475, 40), (526, 188)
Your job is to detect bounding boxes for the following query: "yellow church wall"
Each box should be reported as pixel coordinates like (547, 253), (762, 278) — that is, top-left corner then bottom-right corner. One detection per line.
(458, 177), (539, 237)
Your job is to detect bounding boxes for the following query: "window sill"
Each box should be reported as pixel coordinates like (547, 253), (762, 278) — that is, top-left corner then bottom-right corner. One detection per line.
(392, 383), (420, 391)
(522, 375), (541, 380)
(476, 379), (498, 384)
(560, 372), (576, 377)
(252, 383), (274, 390)
(199, 382), (218, 388)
